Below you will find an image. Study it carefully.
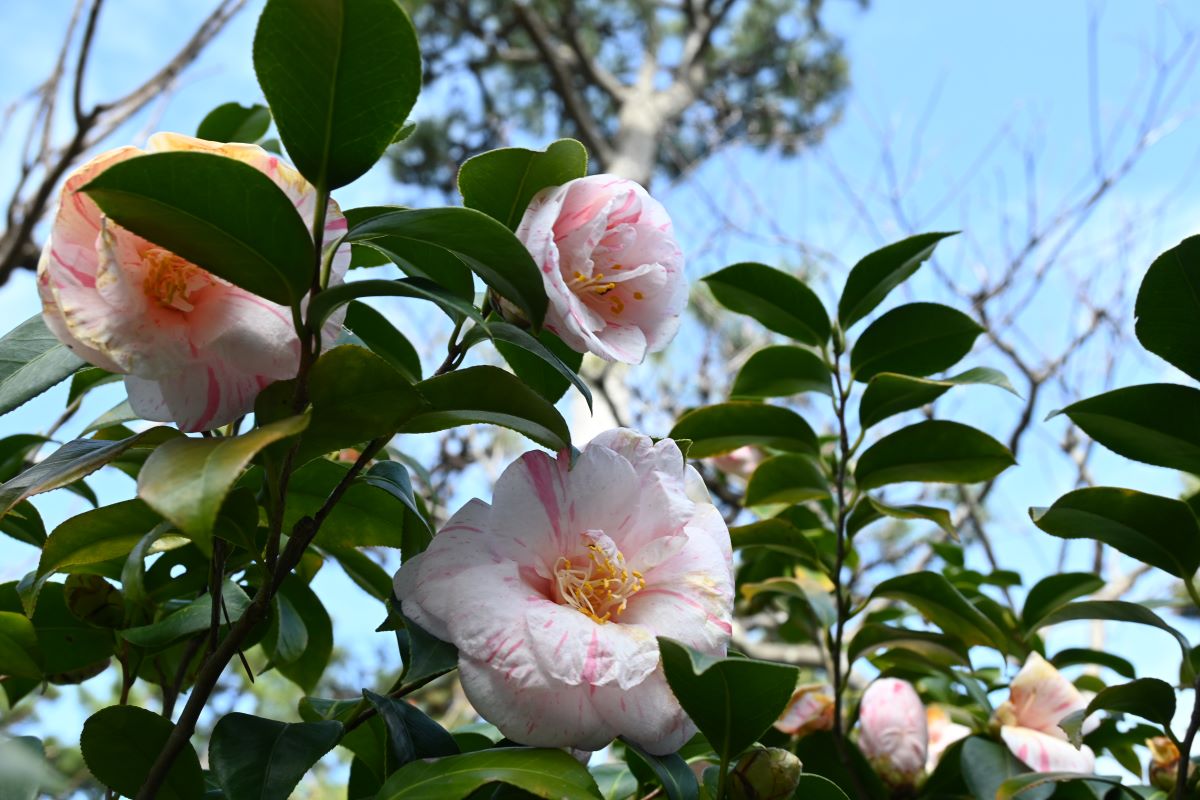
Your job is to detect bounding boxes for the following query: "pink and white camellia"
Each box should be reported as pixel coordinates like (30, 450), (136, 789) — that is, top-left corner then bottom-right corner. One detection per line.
(394, 428), (733, 754)
(515, 175), (686, 364)
(774, 683), (835, 737)
(38, 132), (350, 432)
(857, 678), (929, 788)
(992, 653), (1097, 773)
(925, 705), (971, 773)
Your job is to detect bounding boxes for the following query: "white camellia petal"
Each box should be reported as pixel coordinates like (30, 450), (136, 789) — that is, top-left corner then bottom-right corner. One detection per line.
(1005, 652), (1090, 736)
(525, 601), (659, 690)
(1001, 725), (1096, 773)
(592, 669), (696, 755)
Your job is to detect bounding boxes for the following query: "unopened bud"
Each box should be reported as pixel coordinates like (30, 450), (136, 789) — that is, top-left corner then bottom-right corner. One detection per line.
(858, 678), (928, 790)
(728, 747), (802, 800)
(774, 683), (834, 738)
(1148, 736), (1182, 793)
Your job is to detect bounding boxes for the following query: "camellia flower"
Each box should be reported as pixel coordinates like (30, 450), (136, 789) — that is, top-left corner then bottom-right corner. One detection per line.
(709, 445), (763, 481)
(774, 683), (835, 737)
(992, 652), (1096, 773)
(925, 705), (971, 773)
(857, 678), (928, 788)
(38, 132), (350, 432)
(515, 175), (686, 364)
(394, 428), (733, 754)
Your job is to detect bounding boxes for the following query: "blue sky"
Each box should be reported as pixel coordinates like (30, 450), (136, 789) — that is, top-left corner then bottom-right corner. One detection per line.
(1, 0), (1199, 772)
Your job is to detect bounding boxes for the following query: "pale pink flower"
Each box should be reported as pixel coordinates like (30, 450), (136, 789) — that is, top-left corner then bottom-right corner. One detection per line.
(925, 705), (971, 772)
(858, 678), (928, 788)
(515, 175), (686, 364)
(38, 132), (350, 432)
(708, 446), (763, 481)
(394, 428), (733, 754)
(992, 652), (1096, 773)
(774, 683), (834, 737)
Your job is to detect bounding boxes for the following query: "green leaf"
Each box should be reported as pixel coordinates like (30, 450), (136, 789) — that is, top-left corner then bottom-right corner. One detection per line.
(729, 345), (832, 400)
(657, 638), (798, 766)
(343, 207), (473, 297)
(960, 737), (1052, 800)
(20, 581), (114, 677)
(792, 732), (887, 800)
(861, 496), (955, 539)
(307, 277), (483, 330)
(728, 518), (822, 565)
(66, 366), (119, 405)
(38, 499), (163, 581)
(485, 322), (591, 409)
(1050, 648), (1136, 680)
(122, 580), (251, 648)
(794, 774), (852, 800)
(405, 366), (571, 451)
(0, 501), (46, 548)
(1054, 384), (1200, 474)
(669, 402), (818, 459)
(344, 301), (422, 381)
(1031, 601), (1192, 678)
(847, 623), (970, 667)
(273, 576), (332, 692)
(854, 420), (1015, 490)
(283, 459), (409, 549)
(364, 689), (459, 768)
(82, 151), (314, 305)
(621, 739), (698, 800)
(996, 772), (1140, 800)
(253, 0), (421, 189)
(0, 611), (42, 678)
(744, 454), (829, 506)
(375, 747), (602, 799)
(196, 102), (272, 143)
(360, 460), (432, 555)
(703, 263), (830, 345)
(849, 302), (983, 382)
(1030, 487), (1200, 579)
(458, 139), (588, 229)
(1061, 678), (1175, 747)
(138, 416), (308, 553)
(1021, 573), (1106, 630)
(263, 592), (308, 666)
(81, 706), (203, 800)
(1134, 235), (1200, 383)
(0, 315), (84, 416)
(859, 368), (1017, 429)
(398, 612), (459, 693)
(209, 712), (342, 800)
(838, 232), (957, 330)
(0, 428), (179, 518)
(348, 208), (548, 329)
(871, 571), (1006, 649)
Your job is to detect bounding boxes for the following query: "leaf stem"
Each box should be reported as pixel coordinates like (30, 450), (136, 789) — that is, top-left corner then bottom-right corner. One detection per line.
(1185, 575), (1200, 609)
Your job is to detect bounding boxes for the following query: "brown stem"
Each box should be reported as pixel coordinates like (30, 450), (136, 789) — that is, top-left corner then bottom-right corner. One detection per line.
(1176, 676), (1200, 800)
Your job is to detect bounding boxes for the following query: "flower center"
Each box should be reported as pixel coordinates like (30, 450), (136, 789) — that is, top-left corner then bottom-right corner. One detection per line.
(572, 270), (631, 316)
(142, 248), (212, 311)
(554, 532), (645, 624)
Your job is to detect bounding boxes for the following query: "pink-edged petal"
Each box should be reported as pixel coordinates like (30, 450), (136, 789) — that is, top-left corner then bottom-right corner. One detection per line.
(459, 655), (616, 751)
(525, 601), (659, 690)
(126, 360), (263, 432)
(1001, 725), (1096, 774)
(1007, 652), (1089, 736)
(50, 145), (142, 258)
(590, 322), (648, 364)
(189, 288), (298, 380)
(592, 668), (696, 755)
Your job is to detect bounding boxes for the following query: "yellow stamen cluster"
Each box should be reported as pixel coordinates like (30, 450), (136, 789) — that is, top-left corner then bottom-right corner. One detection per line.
(554, 542), (645, 624)
(142, 248), (206, 311)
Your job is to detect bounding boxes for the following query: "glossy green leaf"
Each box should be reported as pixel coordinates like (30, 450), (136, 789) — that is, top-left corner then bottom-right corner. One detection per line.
(859, 368), (1017, 429)
(658, 638), (798, 766)
(81, 706), (203, 800)
(196, 102), (271, 143)
(485, 321), (591, 409)
(792, 732), (887, 800)
(996, 772), (1139, 800)
(1134, 235), (1200, 383)
(138, 416), (307, 553)
(458, 139), (588, 229)
(283, 458), (408, 549)
(838, 232), (956, 329)
(1021, 573), (1105, 630)
(622, 739), (697, 800)
(1060, 678), (1175, 748)
(850, 302), (983, 381)
(274, 575), (333, 692)
(360, 460), (432, 557)
(398, 611), (459, 693)
(209, 712), (342, 800)
(343, 206), (473, 297)
(375, 747), (602, 800)
(364, 689), (459, 768)
(83, 151), (314, 305)
(854, 420), (1015, 490)
(744, 454), (829, 506)
(343, 301), (422, 381)
(0, 427), (177, 518)
(862, 496), (955, 538)
(404, 366), (571, 451)
(847, 623), (970, 666)
(307, 277), (483, 330)
(1054, 384), (1200, 473)
(348, 207), (547, 329)
(0, 315), (84, 416)
(1050, 648), (1135, 680)
(871, 571), (1006, 649)
(960, 737), (1052, 800)
(730, 345), (833, 399)
(728, 518), (822, 565)
(122, 580), (250, 649)
(0, 501), (45, 548)
(1031, 487), (1200, 579)
(66, 366), (119, 405)
(263, 592), (308, 666)
(253, 0), (421, 189)
(795, 773), (853, 800)
(38, 499), (163, 580)
(703, 263), (830, 345)
(0, 611), (41, 678)
(669, 402), (817, 458)
(1032, 601), (1192, 677)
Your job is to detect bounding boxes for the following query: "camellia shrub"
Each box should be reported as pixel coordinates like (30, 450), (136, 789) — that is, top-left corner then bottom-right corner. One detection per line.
(0, 1), (1196, 799)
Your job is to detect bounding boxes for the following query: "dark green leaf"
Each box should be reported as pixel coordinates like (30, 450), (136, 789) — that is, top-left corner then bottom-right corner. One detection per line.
(871, 571), (1006, 649)
(744, 454), (828, 506)
(284, 459), (409, 548)
(398, 612), (459, 693)
(792, 732), (887, 800)
(1021, 573), (1106, 630)
(729, 345), (832, 400)
(703, 263), (830, 345)
(405, 366), (571, 451)
(364, 689), (459, 769)
(850, 302), (983, 382)
(38, 499), (163, 580)
(209, 712), (342, 800)
(1134, 236), (1200, 383)
(795, 773), (853, 800)
(274, 575), (332, 692)
(0, 611), (42, 678)
(0, 501), (46, 548)
(81, 706), (203, 800)
(375, 747), (602, 799)
(838, 232), (957, 330)
(1054, 384), (1200, 473)
(253, 0), (421, 189)
(458, 139), (588, 230)
(263, 592), (308, 666)
(621, 739), (697, 800)
(344, 301), (422, 381)
(1051, 648), (1136, 680)
(348, 208), (547, 329)
(308, 277), (483, 330)
(0, 315), (84, 416)
(669, 402), (817, 458)
(196, 102), (272, 143)
(658, 638), (798, 766)
(1059, 679), (1175, 748)
(82, 151), (314, 305)
(847, 623), (970, 667)
(728, 518), (822, 565)
(67, 366), (118, 405)
(996, 772), (1140, 800)
(1032, 601), (1192, 678)
(960, 737), (1052, 800)
(360, 460), (432, 555)
(122, 580), (250, 648)
(861, 496), (955, 538)
(854, 420), (1014, 490)
(485, 322), (591, 409)
(858, 368), (1017, 429)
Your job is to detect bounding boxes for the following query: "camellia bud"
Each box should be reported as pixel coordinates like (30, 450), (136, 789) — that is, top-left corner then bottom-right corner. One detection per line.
(1148, 736), (1182, 793)
(857, 678), (928, 790)
(774, 683), (835, 737)
(728, 747), (802, 800)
